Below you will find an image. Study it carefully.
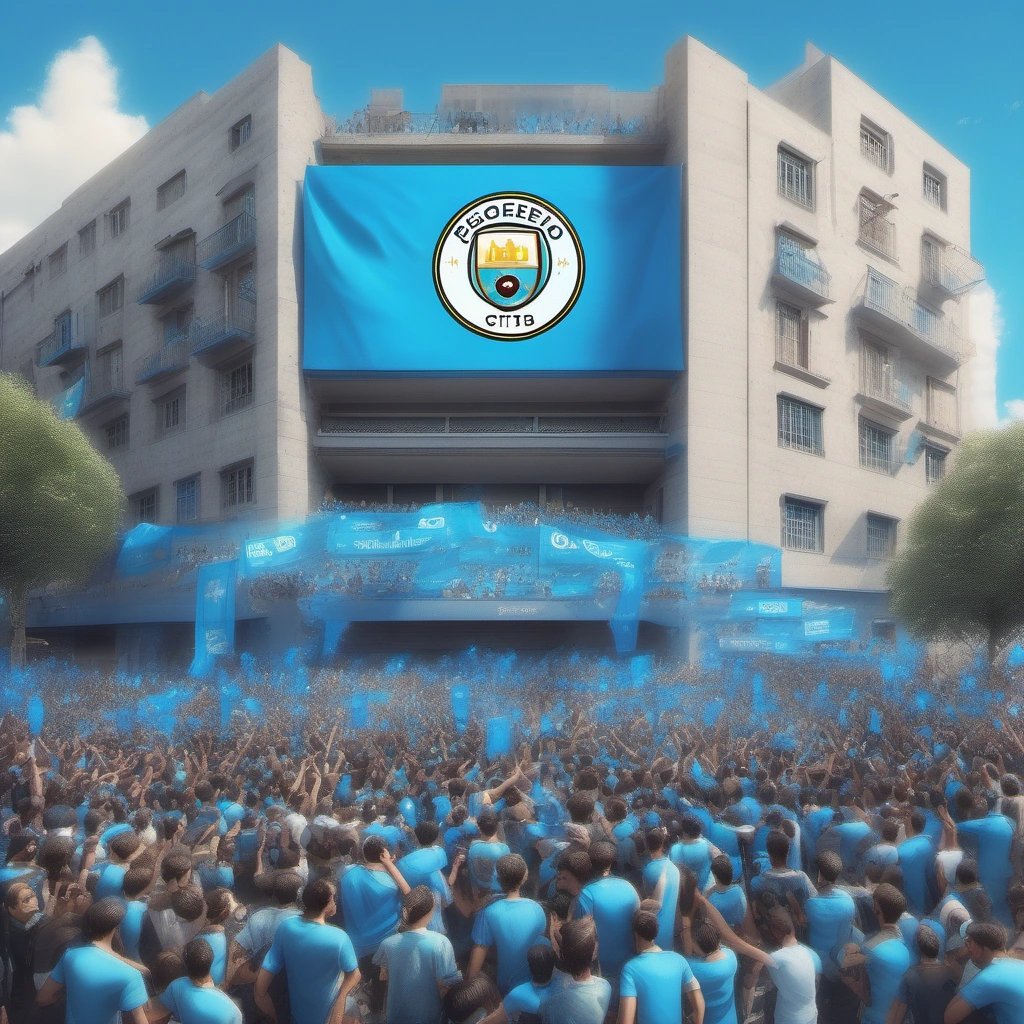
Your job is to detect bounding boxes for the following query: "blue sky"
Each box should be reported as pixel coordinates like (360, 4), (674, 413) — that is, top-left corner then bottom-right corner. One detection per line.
(1, 0), (1020, 415)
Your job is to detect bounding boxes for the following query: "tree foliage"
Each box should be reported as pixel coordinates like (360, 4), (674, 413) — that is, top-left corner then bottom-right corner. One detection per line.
(887, 421), (1024, 664)
(0, 373), (125, 666)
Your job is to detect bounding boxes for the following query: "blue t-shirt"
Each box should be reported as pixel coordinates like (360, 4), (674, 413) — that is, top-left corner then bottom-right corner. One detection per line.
(574, 876), (640, 980)
(641, 858), (680, 950)
(861, 935), (911, 1024)
(196, 931), (228, 986)
(471, 896), (547, 994)
(804, 887), (856, 979)
(262, 916), (359, 1024)
(620, 949), (696, 1024)
(338, 864), (402, 958)
(707, 885), (747, 931)
(959, 957), (1024, 1024)
(467, 839), (512, 893)
(161, 977), (243, 1024)
(539, 976), (611, 1024)
(398, 846), (450, 933)
(236, 906), (301, 962)
(364, 821), (406, 856)
(51, 944), (148, 1024)
(120, 900), (148, 962)
(504, 980), (550, 1020)
(93, 862), (128, 901)
(372, 928), (461, 1024)
(958, 814), (1015, 925)
(670, 838), (715, 889)
(688, 950), (739, 1024)
(898, 835), (937, 917)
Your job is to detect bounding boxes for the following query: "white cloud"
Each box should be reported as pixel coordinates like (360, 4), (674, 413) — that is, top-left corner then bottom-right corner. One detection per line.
(0, 37), (147, 255)
(1004, 399), (1024, 421)
(963, 281), (1002, 430)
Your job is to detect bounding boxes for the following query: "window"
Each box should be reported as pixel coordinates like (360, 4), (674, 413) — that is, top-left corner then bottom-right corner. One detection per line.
(775, 301), (809, 370)
(777, 395), (823, 455)
(925, 445), (948, 484)
(866, 513), (898, 558)
(222, 461), (255, 509)
(926, 378), (958, 434)
(96, 343), (124, 391)
(861, 337), (898, 401)
(782, 497), (823, 552)
(105, 414), (129, 451)
(778, 146), (814, 209)
(175, 476), (200, 523)
(97, 277), (124, 318)
(163, 303), (194, 344)
(157, 170), (187, 210)
(219, 359), (254, 416)
(860, 118), (892, 172)
(130, 488), (158, 525)
(48, 244), (67, 280)
(108, 199), (130, 238)
(158, 387), (185, 436)
(859, 418), (897, 473)
(923, 165), (946, 210)
(78, 220), (96, 258)
(224, 184), (255, 221)
(230, 115), (252, 150)
(859, 192), (897, 259)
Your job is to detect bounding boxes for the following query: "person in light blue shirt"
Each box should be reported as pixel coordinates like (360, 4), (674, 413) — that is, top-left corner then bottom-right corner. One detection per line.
(480, 944), (557, 1024)
(863, 818), (900, 876)
(155, 937), (243, 1024)
(256, 877), (361, 1024)
(118, 864), (153, 962)
(954, 794), (1015, 927)
(640, 828), (679, 951)
(469, 854), (547, 994)
(684, 920), (739, 1024)
(337, 836), (411, 959)
(706, 855), (747, 931)
(618, 909), (704, 1024)
(93, 830), (142, 901)
(897, 811), (938, 917)
(36, 897), (149, 1024)
(539, 918), (611, 1024)
(374, 885), (462, 1024)
(945, 921), (1024, 1024)
(467, 812), (512, 895)
(669, 815), (719, 890)
(802, 849), (856, 1015)
(397, 821), (450, 934)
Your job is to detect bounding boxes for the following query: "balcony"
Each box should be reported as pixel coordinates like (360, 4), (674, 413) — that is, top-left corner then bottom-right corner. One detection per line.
(857, 375), (914, 422)
(855, 267), (967, 366)
(37, 312), (86, 368)
(190, 302), (255, 364)
(197, 212), (256, 270)
(922, 240), (985, 298)
(136, 334), (190, 385)
(773, 336), (831, 388)
(773, 240), (832, 306)
(77, 364), (130, 418)
(136, 255), (196, 305)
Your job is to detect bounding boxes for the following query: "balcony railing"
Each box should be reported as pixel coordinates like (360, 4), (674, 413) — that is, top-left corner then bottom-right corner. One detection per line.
(922, 240), (985, 296)
(190, 301), (256, 360)
(78, 364), (130, 416)
(197, 212), (256, 270)
(774, 241), (831, 302)
(858, 374), (913, 418)
(860, 267), (966, 363)
(320, 414), (665, 435)
(137, 255), (196, 305)
(774, 336), (831, 385)
(37, 312), (86, 367)
(330, 109), (659, 137)
(859, 199), (898, 259)
(136, 335), (190, 384)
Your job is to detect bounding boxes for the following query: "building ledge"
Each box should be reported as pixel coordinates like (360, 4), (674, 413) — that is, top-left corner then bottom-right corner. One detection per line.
(774, 360), (831, 389)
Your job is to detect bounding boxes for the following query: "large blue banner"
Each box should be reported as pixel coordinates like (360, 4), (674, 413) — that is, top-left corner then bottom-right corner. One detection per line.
(303, 166), (682, 373)
(190, 561), (237, 677)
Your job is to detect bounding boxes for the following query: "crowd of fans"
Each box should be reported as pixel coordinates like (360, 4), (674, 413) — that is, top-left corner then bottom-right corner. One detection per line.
(1, 651), (1023, 1024)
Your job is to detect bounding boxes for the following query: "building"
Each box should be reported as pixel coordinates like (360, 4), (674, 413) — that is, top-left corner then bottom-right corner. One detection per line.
(0, 38), (985, 656)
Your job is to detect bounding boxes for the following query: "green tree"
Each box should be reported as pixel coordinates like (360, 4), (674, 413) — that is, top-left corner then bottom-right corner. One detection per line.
(0, 374), (125, 667)
(887, 422), (1024, 667)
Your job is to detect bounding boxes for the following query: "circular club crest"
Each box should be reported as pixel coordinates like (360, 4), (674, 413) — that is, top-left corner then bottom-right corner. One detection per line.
(433, 191), (584, 341)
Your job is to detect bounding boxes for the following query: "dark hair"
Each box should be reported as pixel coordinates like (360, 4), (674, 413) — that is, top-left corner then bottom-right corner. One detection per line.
(966, 921), (1006, 951)
(909, 810), (926, 835)
(172, 885), (205, 923)
(956, 859), (979, 887)
(560, 918), (598, 976)
(632, 909), (659, 943)
(303, 878), (336, 917)
(39, 836), (75, 879)
(183, 937), (214, 980)
(694, 920), (722, 955)
(604, 797), (627, 823)
(680, 814), (702, 839)
(558, 850), (592, 885)
(766, 907), (795, 939)
(881, 819), (899, 843)
(443, 976), (502, 1023)
(400, 885), (435, 928)
(873, 883), (907, 925)
(1002, 774), (1021, 797)
(414, 821), (439, 846)
(272, 872), (302, 906)
(204, 887), (232, 924)
(644, 828), (668, 854)
(161, 852), (192, 884)
(916, 924), (941, 959)
(497, 853), (528, 893)
(477, 811), (499, 838)
(816, 850), (842, 884)
(566, 792), (595, 824)
(588, 841), (616, 874)
(194, 781), (214, 804)
(361, 802), (379, 824)
(527, 943), (556, 984)
(152, 951), (185, 991)
(362, 835), (386, 863)
(109, 831), (141, 862)
(82, 898), (125, 940)
(766, 830), (790, 864)
(677, 867), (698, 917)
(123, 865), (153, 899)
(710, 854), (733, 886)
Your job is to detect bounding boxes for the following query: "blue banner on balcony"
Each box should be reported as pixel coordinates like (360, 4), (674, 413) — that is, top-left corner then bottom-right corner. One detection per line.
(303, 165), (682, 373)
(190, 561), (237, 677)
(53, 377), (84, 420)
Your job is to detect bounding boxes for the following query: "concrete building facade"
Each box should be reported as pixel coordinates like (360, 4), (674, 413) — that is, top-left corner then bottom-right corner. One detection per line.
(0, 39), (985, 643)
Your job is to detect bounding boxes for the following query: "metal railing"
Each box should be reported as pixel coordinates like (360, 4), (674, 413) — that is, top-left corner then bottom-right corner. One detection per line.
(859, 374), (913, 415)
(136, 255), (196, 303)
(863, 268), (965, 361)
(136, 335), (190, 384)
(190, 301), (256, 356)
(922, 240), (985, 295)
(197, 212), (256, 269)
(859, 199), (898, 259)
(774, 335), (831, 382)
(775, 242), (831, 299)
(80, 363), (129, 412)
(37, 311), (83, 366)
(320, 414), (665, 435)
(330, 109), (658, 137)
(860, 130), (891, 172)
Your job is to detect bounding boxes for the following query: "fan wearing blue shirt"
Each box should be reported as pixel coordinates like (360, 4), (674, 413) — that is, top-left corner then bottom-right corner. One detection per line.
(154, 937), (243, 1024)
(670, 815), (719, 890)
(706, 855), (747, 932)
(683, 920), (739, 1024)
(944, 921), (1024, 1023)
(119, 865), (153, 962)
(953, 794), (1015, 927)
(469, 854), (547, 994)
(802, 850), (856, 1017)
(897, 811), (938, 917)
(539, 918), (611, 1024)
(619, 908), (704, 1024)
(338, 835), (412, 959)
(467, 811), (512, 895)
(479, 944), (557, 1024)
(397, 821), (451, 934)
(640, 829), (680, 951)
(36, 897), (149, 1024)
(255, 877), (361, 1024)
(94, 830), (142, 901)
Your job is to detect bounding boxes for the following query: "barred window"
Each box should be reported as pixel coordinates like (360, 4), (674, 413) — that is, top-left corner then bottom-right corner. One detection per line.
(48, 244), (67, 279)
(230, 115), (252, 150)
(859, 192), (897, 259)
(778, 146), (814, 209)
(175, 476), (200, 523)
(105, 414), (130, 451)
(777, 396), (823, 455)
(926, 378), (958, 434)
(222, 461), (255, 509)
(860, 118), (892, 172)
(866, 513), (898, 558)
(219, 360), (253, 416)
(859, 419), (895, 473)
(775, 301), (809, 370)
(158, 387), (185, 436)
(782, 497), (823, 552)
(157, 170), (187, 210)
(923, 165), (946, 210)
(925, 445), (947, 485)
(78, 220), (96, 258)
(97, 277), (124, 318)
(109, 199), (130, 238)
(130, 489), (158, 525)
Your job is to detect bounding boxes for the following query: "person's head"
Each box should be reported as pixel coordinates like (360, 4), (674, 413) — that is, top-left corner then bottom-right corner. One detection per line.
(303, 878), (337, 919)
(916, 924), (941, 961)
(442, 976), (502, 1023)
(964, 921), (1006, 968)
(109, 831), (141, 863)
(123, 865), (153, 900)
(152, 951), (185, 993)
(414, 821), (439, 847)
(956, 859), (979, 887)
(477, 811), (499, 839)
(559, 918), (598, 977)
(766, 829), (790, 867)
(873, 883), (907, 926)
(183, 937), (215, 981)
(555, 851), (592, 896)
(522, 943), (554, 987)
(82, 897), (125, 941)
(816, 850), (842, 886)
(496, 853), (528, 894)
(361, 801), (379, 824)
(709, 854), (733, 887)
(566, 792), (595, 824)
(631, 908), (659, 950)
(645, 828), (668, 856)
(271, 872), (302, 907)
(204, 887), (233, 925)
(172, 885), (205, 923)
(765, 907), (795, 944)
(1002, 774), (1021, 797)
(4, 882), (39, 923)
(84, 809), (106, 837)
(880, 819), (899, 843)
(908, 810), (925, 837)
(680, 814), (702, 840)
(6, 834), (38, 864)
(694, 919), (722, 956)
(362, 835), (386, 864)
(400, 885), (435, 929)
(161, 852), (192, 887)
(39, 836), (75, 879)
(588, 841), (616, 876)
(604, 797), (627, 824)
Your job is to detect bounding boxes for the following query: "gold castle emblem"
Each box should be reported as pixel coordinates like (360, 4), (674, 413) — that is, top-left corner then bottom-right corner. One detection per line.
(480, 236), (538, 268)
